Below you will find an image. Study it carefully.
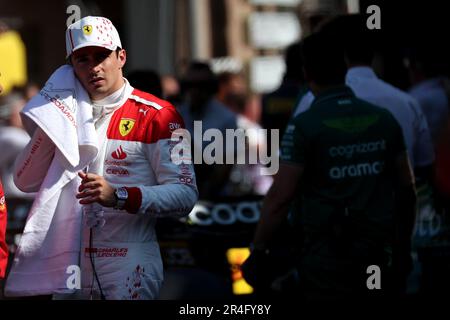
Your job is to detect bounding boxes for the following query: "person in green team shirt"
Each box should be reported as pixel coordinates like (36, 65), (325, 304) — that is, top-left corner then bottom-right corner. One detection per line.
(245, 31), (417, 300)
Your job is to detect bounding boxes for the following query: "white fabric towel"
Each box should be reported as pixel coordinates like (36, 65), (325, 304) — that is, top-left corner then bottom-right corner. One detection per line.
(5, 65), (98, 296)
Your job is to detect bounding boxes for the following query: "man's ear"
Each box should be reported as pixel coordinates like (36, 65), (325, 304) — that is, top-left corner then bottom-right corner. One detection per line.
(118, 49), (126, 68)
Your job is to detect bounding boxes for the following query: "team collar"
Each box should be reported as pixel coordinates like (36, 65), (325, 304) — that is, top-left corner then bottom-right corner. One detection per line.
(312, 85), (355, 107)
(346, 66), (378, 80)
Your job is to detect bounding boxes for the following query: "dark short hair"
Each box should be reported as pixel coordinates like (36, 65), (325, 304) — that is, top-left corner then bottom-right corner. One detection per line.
(284, 41), (304, 83)
(181, 62), (218, 94)
(301, 32), (347, 86)
(319, 14), (375, 65)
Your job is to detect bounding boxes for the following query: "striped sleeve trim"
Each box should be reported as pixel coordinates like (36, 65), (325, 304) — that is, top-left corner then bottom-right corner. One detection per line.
(129, 94), (163, 110)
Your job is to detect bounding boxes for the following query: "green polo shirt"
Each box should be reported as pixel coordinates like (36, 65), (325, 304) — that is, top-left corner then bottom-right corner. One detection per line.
(281, 86), (407, 295)
(281, 86), (406, 296)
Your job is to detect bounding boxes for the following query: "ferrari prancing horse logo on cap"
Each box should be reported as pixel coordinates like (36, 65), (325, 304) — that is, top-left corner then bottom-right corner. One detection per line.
(119, 118), (135, 137)
(82, 25), (93, 35)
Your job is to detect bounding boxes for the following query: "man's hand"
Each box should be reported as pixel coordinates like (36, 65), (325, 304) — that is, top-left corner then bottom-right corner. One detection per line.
(76, 171), (116, 207)
(241, 247), (274, 289)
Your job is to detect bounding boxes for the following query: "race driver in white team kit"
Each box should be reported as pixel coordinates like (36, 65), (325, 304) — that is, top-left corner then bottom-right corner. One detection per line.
(5, 16), (198, 300)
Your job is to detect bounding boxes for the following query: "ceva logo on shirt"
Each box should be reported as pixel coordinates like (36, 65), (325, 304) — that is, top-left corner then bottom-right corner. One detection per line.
(112, 145), (127, 160)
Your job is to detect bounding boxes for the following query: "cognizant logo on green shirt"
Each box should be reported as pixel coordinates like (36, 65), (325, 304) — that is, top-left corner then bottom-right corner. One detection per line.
(327, 139), (386, 179)
(329, 140), (386, 159)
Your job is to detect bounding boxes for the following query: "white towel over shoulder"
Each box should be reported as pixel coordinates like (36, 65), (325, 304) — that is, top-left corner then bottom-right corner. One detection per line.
(5, 65), (98, 296)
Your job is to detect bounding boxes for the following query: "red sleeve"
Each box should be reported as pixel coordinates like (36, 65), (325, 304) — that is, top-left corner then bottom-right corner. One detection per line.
(0, 181), (8, 278)
(146, 105), (186, 143)
(124, 187), (142, 214)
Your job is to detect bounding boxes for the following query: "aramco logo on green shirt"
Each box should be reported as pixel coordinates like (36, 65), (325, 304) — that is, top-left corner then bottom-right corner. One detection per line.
(323, 115), (380, 133)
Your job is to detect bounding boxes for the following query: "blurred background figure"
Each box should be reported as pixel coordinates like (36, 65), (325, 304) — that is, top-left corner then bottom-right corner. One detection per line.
(324, 15), (434, 179)
(217, 72), (258, 196)
(22, 82), (39, 101)
(0, 20), (31, 201)
(0, 83), (36, 283)
(161, 74), (182, 105)
(215, 70), (271, 195)
(245, 30), (417, 301)
(292, 14), (437, 296)
(407, 43), (450, 144)
(0, 85), (32, 200)
(177, 61), (238, 200)
(0, 20), (33, 290)
(216, 72), (247, 106)
(127, 70), (163, 98)
(261, 41), (306, 141)
(406, 40), (450, 297)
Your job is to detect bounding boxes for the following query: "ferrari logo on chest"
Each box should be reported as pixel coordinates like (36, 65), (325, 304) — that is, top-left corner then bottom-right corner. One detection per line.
(119, 118), (136, 137)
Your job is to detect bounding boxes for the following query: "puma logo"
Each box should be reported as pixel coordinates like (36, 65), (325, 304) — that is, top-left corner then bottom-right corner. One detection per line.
(139, 108), (149, 116)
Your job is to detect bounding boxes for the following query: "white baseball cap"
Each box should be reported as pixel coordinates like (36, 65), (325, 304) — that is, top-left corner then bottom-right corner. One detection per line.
(65, 16), (122, 58)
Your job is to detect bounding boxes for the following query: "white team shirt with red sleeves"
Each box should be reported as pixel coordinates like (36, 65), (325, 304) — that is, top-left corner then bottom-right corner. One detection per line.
(80, 88), (198, 300)
(91, 88), (198, 215)
(12, 85), (198, 299)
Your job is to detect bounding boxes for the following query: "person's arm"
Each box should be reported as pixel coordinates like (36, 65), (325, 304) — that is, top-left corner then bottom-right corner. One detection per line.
(136, 135), (198, 217)
(253, 162), (303, 249)
(14, 127), (56, 193)
(77, 106), (198, 217)
(253, 116), (307, 248)
(241, 162), (302, 288)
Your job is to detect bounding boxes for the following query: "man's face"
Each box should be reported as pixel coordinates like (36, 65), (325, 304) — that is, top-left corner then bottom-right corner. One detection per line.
(227, 75), (246, 96)
(71, 46), (126, 100)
